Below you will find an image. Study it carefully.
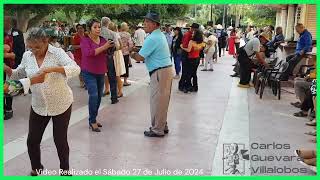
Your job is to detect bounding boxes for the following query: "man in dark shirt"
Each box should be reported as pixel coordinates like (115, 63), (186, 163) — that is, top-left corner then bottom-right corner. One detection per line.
(4, 16), (25, 120)
(281, 23), (312, 81)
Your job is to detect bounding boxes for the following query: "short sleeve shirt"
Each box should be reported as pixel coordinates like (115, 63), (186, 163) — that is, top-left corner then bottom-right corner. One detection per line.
(139, 29), (172, 72)
(244, 38), (260, 56)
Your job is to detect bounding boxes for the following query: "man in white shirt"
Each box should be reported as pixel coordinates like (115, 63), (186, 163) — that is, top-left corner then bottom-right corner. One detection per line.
(134, 23), (146, 48)
(133, 23), (146, 63)
(246, 26), (255, 42)
(237, 32), (270, 88)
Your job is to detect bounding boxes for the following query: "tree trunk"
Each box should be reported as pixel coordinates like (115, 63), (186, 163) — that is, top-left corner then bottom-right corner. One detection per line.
(65, 11), (75, 26)
(28, 14), (48, 30)
(235, 15), (240, 28)
(17, 11), (32, 32)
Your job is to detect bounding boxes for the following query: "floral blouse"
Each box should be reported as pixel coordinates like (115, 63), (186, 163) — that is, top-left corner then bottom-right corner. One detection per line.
(120, 32), (134, 55)
(10, 44), (80, 116)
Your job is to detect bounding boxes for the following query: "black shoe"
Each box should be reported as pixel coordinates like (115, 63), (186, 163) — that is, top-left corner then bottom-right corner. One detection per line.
(129, 64), (132, 68)
(97, 122), (103, 127)
(192, 87), (198, 92)
(60, 170), (72, 176)
(183, 88), (188, 93)
(30, 165), (44, 176)
(144, 130), (164, 137)
(4, 110), (13, 120)
(136, 61), (140, 63)
(150, 127), (169, 134)
(111, 99), (119, 104)
(310, 110), (316, 118)
(230, 73), (239, 77)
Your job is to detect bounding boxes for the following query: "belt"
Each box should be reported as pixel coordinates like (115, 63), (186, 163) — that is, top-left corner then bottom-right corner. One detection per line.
(149, 65), (172, 76)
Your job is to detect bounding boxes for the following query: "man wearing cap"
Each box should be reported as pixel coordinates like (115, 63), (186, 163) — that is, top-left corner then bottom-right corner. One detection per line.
(133, 23), (146, 63)
(237, 32), (270, 88)
(130, 12), (173, 137)
(178, 23), (199, 91)
(164, 24), (173, 51)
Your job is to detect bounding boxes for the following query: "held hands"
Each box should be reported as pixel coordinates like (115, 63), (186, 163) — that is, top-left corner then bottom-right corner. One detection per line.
(30, 71), (48, 85)
(41, 67), (58, 74)
(4, 64), (12, 76)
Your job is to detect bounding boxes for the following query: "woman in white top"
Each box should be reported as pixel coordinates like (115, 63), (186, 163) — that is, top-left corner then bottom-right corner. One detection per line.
(4, 28), (80, 176)
(106, 22), (126, 97)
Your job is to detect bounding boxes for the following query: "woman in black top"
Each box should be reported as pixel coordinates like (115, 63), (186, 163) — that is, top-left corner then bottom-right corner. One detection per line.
(171, 27), (183, 79)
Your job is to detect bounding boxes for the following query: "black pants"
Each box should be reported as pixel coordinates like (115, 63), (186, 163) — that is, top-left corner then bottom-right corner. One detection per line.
(27, 105), (72, 171)
(121, 55), (130, 78)
(281, 54), (303, 80)
(106, 55), (118, 101)
(235, 43), (240, 54)
(3, 72), (13, 112)
(301, 90), (314, 112)
(238, 49), (253, 85)
(186, 58), (200, 90)
(178, 52), (189, 90)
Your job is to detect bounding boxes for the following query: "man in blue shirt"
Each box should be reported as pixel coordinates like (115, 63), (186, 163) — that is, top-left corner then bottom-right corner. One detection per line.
(130, 12), (173, 137)
(164, 24), (173, 52)
(281, 23), (312, 81)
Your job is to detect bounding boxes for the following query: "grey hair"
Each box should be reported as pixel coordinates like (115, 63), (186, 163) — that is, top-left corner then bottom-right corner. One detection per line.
(101, 17), (111, 27)
(26, 27), (48, 42)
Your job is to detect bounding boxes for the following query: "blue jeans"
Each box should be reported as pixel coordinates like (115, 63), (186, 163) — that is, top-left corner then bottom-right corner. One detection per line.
(173, 53), (182, 75)
(82, 71), (105, 124)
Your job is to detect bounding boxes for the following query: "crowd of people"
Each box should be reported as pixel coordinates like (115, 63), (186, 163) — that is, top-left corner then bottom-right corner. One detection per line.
(3, 10), (317, 175)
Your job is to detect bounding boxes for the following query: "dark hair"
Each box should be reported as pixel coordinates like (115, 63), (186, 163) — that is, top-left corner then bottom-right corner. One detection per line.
(174, 27), (183, 39)
(76, 24), (84, 29)
(269, 25), (274, 31)
(86, 19), (100, 32)
(192, 30), (203, 44)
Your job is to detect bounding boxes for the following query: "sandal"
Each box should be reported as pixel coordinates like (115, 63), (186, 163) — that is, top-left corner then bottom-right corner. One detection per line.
(304, 130), (316, 136)
(306, 120), (316, 126)
(293, 111), (308, 117)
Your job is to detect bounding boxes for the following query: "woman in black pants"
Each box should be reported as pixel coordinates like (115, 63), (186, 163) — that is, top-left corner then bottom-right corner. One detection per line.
(5, 28), (80, 176)
(120, 22), (134, 86)
(180, 30), (205, 93)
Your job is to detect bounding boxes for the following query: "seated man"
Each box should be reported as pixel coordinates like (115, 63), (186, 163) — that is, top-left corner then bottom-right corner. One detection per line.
(281, 23), (312, 81)
(291, 63), (316, 108)
(266, 26), (285, 52)
(237, 32), (270, 88)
